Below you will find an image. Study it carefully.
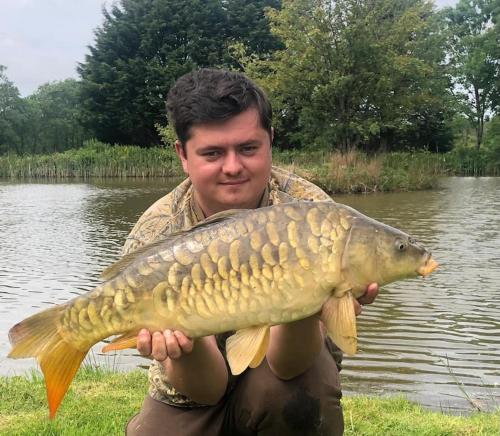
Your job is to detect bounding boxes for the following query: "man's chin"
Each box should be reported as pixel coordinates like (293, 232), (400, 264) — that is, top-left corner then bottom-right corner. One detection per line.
(217, 196), (254, 211)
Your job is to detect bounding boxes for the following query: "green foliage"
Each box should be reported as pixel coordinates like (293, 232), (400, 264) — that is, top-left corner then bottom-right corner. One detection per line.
(0, 70), (88, 155)
(78, 0), (282, 146)
(27, 79), (88, 153)
(444, 0), (500, 149)
(242, 0), (453, 152)
(444, 114), (500, 175)
(225, 0), (284, 60)
(156, 122), (177, 147)
(0, 65), (29, 154)
(483, 115), (500, 160)
(446, 145), (500, 176)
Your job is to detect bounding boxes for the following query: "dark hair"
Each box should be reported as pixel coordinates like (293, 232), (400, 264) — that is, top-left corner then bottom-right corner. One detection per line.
(166, 69), (272, 149)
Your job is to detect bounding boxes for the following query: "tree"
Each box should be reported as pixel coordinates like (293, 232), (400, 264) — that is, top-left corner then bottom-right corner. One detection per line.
(224, 0), (283, 58)
(241, 0), (451, 152)
(78, 0), (282, 147)
(0, 65), (28, 154)
(444, 0), (499, 149)
(25, 80), (87, 153)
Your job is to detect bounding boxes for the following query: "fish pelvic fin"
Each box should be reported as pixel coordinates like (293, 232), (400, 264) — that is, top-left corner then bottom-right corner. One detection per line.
(321, 293), (358, 355)
(226, 326), (270, 375)
(8, 306), (88, 419)
(102, 331), (138, 352)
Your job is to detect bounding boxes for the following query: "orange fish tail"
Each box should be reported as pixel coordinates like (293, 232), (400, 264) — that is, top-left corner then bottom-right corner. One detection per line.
(8, 306), (88, 419)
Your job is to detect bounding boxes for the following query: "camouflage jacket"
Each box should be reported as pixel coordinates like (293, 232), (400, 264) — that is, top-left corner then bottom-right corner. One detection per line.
(123, 166), (342, 407)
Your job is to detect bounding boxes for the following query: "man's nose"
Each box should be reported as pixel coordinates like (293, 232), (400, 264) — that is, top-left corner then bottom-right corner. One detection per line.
(222, 152), (243, 175)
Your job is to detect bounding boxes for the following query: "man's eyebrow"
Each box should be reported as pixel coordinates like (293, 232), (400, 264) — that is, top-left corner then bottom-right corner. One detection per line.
(198, 140), (260, 150)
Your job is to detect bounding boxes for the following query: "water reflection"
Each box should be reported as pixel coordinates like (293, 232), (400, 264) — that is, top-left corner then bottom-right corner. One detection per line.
(0, 177), (498, 413)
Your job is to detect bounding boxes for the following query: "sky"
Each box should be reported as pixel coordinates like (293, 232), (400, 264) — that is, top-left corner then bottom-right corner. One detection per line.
(1, 0), (458, 97)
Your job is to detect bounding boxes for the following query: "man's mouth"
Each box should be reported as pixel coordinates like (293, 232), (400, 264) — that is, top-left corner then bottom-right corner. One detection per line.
(220, 180), (249, 186)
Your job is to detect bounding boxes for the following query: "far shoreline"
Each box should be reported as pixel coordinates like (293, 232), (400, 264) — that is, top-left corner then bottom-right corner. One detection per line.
(1, 140), (498, 194)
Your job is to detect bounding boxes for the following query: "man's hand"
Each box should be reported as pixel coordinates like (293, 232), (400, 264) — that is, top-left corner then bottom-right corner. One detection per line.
(354, 282), (379, 316)
(137, 328), (194, 362)
(136, 329), (227, 404)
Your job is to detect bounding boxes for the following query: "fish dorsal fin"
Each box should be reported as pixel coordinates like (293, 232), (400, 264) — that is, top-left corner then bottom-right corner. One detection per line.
(101, 331), (139, 353)
(226, 326), (270, 375)
(101, 210), (246, 281)
(101, 237), (175, 281)
(321, 293), (358, 355)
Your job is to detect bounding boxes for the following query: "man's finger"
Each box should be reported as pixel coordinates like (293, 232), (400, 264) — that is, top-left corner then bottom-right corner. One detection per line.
(164, 329), (182, 359)
(353, 300), (363, 316)
(357, 283), (379, 305)
(152, 331), (167, 361)
(174, 330), (194, 354)
(137, 329), (152, 356)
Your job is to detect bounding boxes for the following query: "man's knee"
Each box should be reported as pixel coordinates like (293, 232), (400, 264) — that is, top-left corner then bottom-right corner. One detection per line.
(233, 349), (343, 435)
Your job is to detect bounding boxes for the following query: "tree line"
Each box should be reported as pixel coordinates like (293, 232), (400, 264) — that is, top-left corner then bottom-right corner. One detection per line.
(1, 0), (499, 156)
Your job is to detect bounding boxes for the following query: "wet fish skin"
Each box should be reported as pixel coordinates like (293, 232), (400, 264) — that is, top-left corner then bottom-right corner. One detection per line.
(8, 201), (437, 418)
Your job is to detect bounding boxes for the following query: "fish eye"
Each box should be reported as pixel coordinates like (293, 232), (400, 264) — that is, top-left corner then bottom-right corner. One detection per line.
(395, 240), (407, 251)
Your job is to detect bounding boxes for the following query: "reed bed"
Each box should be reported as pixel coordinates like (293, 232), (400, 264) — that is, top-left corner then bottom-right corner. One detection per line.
(273, 149), (447, 193)
(0, 140), (181, 179)
(443, 146), (500, 177)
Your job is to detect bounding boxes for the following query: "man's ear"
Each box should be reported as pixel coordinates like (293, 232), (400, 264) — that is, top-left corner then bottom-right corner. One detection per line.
(174, 140), (189, 175)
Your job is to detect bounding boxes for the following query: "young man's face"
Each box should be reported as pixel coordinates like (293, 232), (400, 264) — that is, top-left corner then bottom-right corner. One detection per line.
(175, 107), (272, 217)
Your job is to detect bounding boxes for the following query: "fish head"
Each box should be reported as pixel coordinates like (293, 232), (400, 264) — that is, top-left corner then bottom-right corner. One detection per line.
(340, 212), (437, 295)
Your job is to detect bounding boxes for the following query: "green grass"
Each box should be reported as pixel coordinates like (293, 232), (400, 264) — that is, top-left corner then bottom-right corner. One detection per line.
(0, 369), (498, 435)
(343, 396), (499, 436)
(0, 368), (148, 435)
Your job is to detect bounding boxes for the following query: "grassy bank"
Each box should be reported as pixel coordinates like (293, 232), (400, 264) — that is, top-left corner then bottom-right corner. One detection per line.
(0, 369), (498, 435)
(1, 140), (499, 193)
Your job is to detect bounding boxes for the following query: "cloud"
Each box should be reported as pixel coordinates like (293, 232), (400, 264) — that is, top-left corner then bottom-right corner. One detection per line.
(0, 0), (108, 96)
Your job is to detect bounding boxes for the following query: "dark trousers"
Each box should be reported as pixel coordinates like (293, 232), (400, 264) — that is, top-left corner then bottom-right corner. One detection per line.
(126, 344), (343, 436)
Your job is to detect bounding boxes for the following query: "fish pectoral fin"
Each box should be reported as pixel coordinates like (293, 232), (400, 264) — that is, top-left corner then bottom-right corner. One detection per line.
(101, 331), (138, 352)
(226, 326), (270, 375)
(321, 293), (358, 355)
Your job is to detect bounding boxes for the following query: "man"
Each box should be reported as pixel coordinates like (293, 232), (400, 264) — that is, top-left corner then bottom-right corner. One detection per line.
(125, 68), (378, 435)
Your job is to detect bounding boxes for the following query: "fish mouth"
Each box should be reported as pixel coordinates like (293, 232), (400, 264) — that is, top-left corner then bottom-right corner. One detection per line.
(417, 255), (438, 276)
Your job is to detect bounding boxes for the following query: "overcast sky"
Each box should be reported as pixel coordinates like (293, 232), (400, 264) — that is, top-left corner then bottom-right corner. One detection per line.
(1, 0), (458, 97)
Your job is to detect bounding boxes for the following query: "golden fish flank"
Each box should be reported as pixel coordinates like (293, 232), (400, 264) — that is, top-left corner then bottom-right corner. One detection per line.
(8, 201), (438, 418)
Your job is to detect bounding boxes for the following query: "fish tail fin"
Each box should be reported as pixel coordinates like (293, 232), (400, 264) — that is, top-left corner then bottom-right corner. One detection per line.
(321, 292), (358, 355)
(8, 306), (88, 419)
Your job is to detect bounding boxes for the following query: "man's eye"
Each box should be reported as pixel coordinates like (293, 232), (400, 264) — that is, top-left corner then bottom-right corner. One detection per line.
(241, 146), (257, 155)
(203, 150), (221, 158)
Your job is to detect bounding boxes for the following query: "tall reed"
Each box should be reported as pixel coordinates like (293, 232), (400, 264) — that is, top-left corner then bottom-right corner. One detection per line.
(273, 149), (447, 194)
(0, 140), (182, 179)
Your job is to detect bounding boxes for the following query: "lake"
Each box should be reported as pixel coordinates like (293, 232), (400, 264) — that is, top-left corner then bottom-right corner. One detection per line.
(0, 176), (498, 413)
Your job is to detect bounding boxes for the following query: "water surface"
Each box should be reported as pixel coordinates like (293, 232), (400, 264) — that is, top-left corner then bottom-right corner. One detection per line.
(0, 177), (498, 413)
